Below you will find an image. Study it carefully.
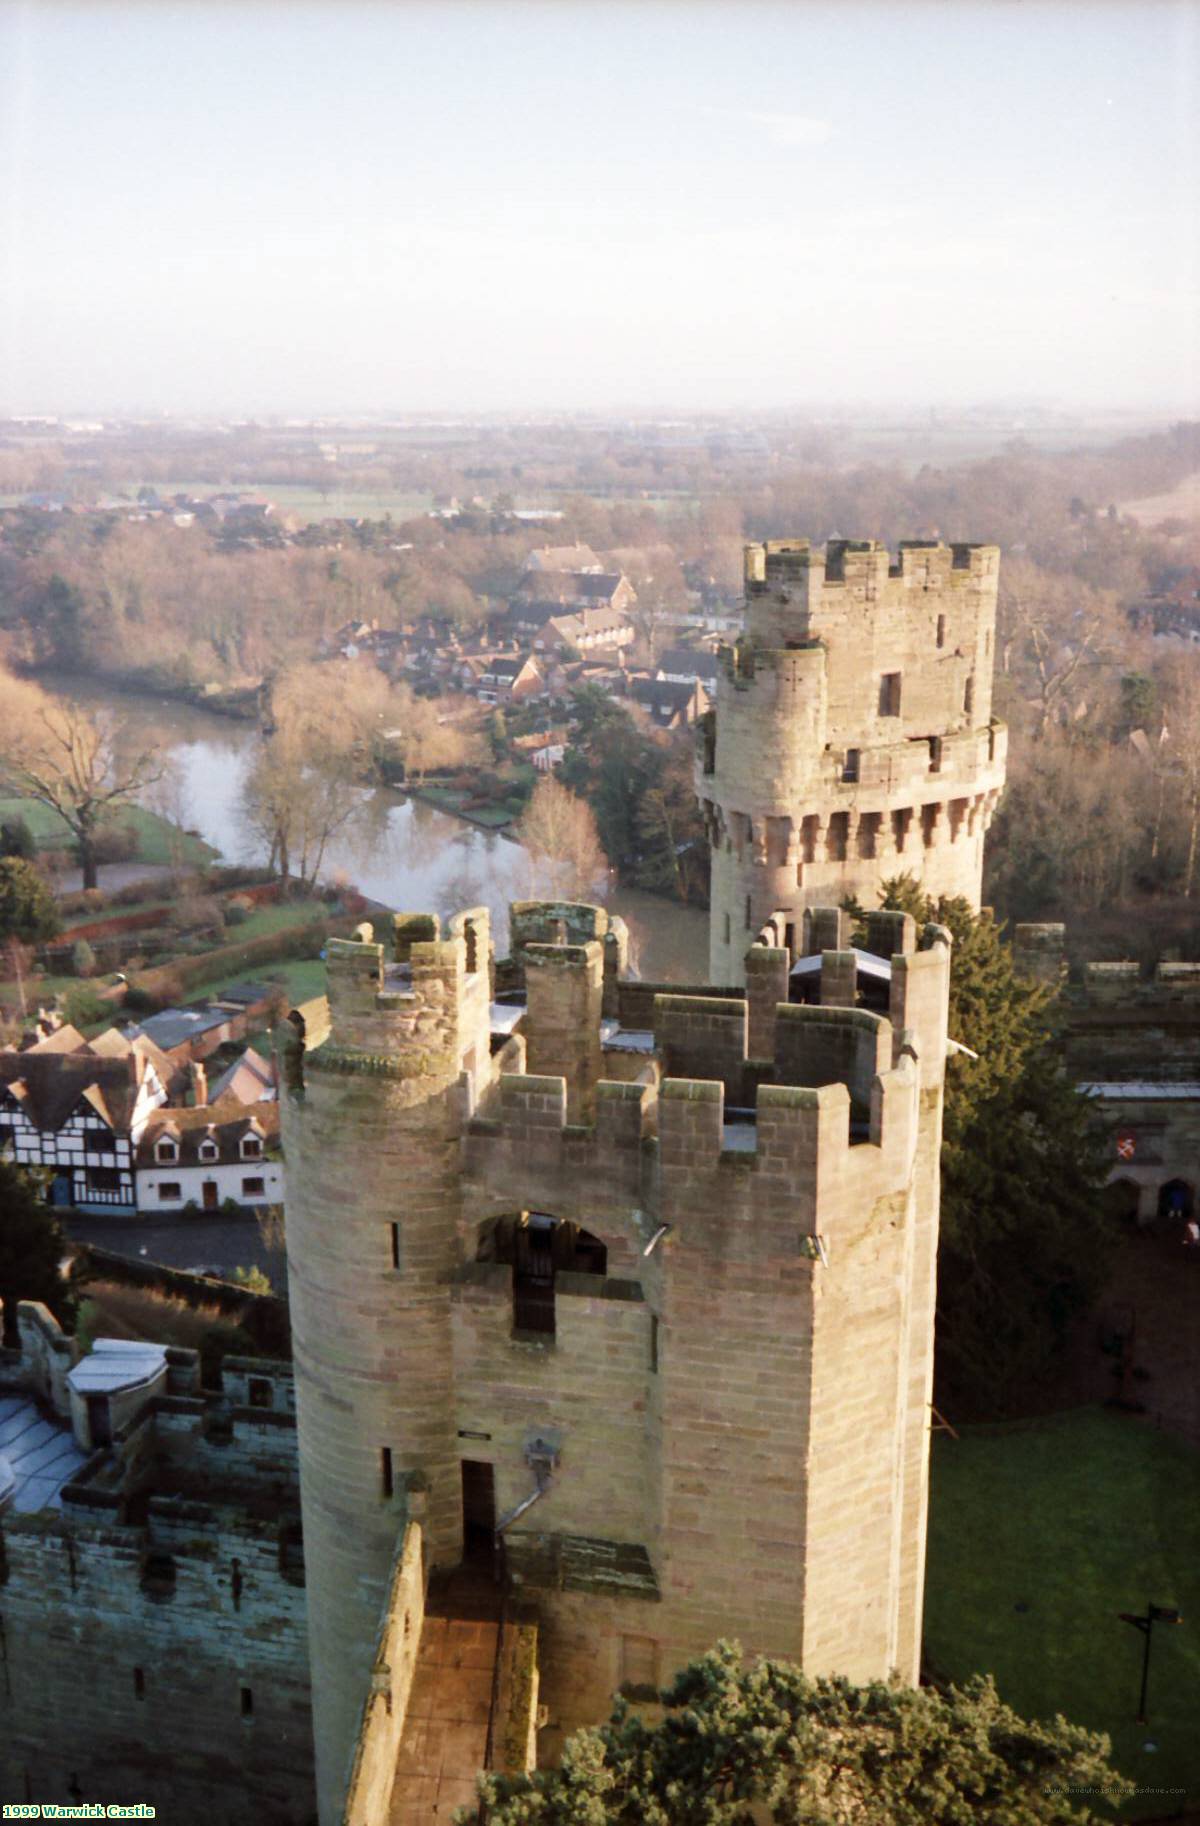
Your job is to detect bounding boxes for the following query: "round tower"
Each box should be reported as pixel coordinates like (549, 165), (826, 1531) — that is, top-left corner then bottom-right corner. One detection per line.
(698, 538), (1007, 984)
(280, 910), (491, 1826)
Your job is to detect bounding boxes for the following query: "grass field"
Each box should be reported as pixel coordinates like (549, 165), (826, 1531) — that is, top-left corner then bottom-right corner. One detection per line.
(0, 795), (215, 867)
(925, 1407), (1200, 1815)
(125, 479), (435, 525)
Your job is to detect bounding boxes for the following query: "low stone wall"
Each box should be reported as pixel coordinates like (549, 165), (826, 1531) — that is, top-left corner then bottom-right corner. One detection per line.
(342, 1522), (426, 1826)
(495, 1621), (540, 1775)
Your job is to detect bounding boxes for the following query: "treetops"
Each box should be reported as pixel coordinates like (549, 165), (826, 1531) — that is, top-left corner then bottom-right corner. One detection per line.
(472, 1641), (1119, 1826)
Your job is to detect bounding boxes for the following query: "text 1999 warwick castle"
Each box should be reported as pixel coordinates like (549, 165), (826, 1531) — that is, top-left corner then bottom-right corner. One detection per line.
(3, 539), (1004, 1821)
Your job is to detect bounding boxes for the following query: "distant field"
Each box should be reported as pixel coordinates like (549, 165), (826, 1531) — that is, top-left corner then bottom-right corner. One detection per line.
(925, 1407), (1200, 1816)
(1120, 470), (1200, 528)
(128, 480), (436, 525)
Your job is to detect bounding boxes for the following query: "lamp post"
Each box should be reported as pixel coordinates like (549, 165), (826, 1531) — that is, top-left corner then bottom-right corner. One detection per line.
(1118, 1603), (1183, 1722)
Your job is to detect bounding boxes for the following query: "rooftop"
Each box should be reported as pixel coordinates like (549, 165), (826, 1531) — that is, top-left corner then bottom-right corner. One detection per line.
(0, 1394), (87, 1513)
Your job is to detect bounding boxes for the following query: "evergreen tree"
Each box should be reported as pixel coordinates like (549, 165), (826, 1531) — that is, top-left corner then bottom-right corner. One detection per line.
(873, 877), (1111, 1417)
(0, 817), (36, 861)
(473, 1641), (1117, 1825)
(0, 855), (60, 945)
(0, 1157), (77, 1346)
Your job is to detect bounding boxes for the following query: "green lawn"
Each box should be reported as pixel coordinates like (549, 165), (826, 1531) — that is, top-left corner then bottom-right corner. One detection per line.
(0, 795), (215, 868)
(925, 1408), (1200, 1816)
(189, 952), (329, 1008)
(228, 900), (326, 942)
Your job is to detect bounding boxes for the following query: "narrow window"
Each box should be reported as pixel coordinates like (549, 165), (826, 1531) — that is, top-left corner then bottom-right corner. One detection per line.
(936, 613), (946, 649)
(964, 674), (975, 716)
(619, 1635), (659, 1698)
(842, 747), (860, 784)
(723, 912), (730, 944)
(390, 1223), (401, 1270)
(133, 1668), (145, 1700)
(650, 1314), (659, 1374)
(879, 672), (902, 717)
(744, 895), (752, 931)
(381, 1447), (394, 1500)
(240, 1685), (254, 1720)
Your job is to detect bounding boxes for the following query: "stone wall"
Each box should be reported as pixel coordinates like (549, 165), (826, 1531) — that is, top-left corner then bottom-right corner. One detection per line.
(0, 1317), (313, 1825)
(341, 1523), (425, 1826)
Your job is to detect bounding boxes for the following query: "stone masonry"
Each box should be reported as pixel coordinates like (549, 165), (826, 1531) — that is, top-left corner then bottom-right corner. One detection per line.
(699, 539), (1007, 984)
(0, 1307), (313, 1824)
(281, 897), (952, 1823)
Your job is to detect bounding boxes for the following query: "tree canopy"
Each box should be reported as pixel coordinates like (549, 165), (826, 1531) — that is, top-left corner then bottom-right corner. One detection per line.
(472, 1641), (1117, 1826)
(872, 878), (1111, 1418)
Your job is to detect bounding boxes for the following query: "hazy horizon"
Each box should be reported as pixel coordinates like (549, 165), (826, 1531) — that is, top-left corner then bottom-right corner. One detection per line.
(2, 0), (1198, 419)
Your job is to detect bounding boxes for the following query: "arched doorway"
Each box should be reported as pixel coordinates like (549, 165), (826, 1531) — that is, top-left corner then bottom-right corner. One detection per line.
(477, 1213), (607, 1338)
(1157, 1178), (1195, 1223)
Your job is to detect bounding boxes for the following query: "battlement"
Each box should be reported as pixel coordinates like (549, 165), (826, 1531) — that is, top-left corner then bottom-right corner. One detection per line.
(744, 536), (999, 601)
(461, 911), (947, 1224)
(311, 916), (491, 1093)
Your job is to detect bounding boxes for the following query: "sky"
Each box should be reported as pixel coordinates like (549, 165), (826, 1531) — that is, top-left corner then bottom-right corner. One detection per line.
(1, 0), (1198, 417)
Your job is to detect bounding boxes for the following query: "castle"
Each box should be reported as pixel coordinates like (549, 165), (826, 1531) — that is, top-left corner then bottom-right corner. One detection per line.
(278, 537), (1001, 1824)
(0, 538), (1007, 1825)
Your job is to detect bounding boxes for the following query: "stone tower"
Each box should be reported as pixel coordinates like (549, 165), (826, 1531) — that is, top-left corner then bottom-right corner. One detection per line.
(282, 908), (494, 1826)
(283, 897), (952, 1823)
(698, 538), (1007, 984)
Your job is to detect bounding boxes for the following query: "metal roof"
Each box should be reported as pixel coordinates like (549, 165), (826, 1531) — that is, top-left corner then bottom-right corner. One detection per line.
(789, 947), (893, 982)
(0, 1395), (87, 1512)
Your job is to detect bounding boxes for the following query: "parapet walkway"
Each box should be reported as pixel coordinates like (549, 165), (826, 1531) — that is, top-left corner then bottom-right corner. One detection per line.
(389, 1614), (499, 1822)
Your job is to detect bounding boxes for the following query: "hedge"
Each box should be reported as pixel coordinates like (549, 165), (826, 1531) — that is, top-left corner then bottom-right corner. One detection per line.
(126, 916), (332, 1002)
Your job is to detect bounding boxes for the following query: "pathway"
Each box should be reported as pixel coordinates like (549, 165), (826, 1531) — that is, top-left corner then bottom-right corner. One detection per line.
(389, 1615), (499, 1823)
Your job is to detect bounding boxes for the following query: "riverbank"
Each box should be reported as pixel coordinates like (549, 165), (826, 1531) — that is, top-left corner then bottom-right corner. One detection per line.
(26, 670), (710, 980)
(26, 661), (263, 720)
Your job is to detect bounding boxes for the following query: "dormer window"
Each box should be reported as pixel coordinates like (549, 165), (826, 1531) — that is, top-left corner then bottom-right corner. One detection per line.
(241, 1134), (262, 1160)
(155, 1138), (179, 1164)
(199, 1139), (219, 1163)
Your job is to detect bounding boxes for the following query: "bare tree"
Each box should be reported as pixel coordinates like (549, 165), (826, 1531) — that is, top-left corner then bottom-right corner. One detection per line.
(2, 937), (38, 1018)
(516, 775), (608, 900)
(1158, 682), (1200, 897)
(0, 672), (162, 890)
(997, 560), (1121, 740)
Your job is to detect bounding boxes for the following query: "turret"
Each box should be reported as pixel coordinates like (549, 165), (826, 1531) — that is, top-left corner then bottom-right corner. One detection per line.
(281, 911), (491, 1826)
(699, 538), (1006, 983)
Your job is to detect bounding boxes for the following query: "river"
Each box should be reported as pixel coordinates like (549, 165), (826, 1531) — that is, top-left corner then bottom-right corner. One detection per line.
(45, 675), (709, 982)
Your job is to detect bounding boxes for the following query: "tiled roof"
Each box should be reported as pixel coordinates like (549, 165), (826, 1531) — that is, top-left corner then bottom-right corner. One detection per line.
(137, 1096), (280, 1167)
(0, 1051), (140, 1133)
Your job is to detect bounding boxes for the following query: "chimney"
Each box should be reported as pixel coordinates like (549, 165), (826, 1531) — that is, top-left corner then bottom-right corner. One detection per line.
(190, 1061), (208, 1108)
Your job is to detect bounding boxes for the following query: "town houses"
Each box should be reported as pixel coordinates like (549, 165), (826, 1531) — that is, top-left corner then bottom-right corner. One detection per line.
(0, 986), (281, 1217)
